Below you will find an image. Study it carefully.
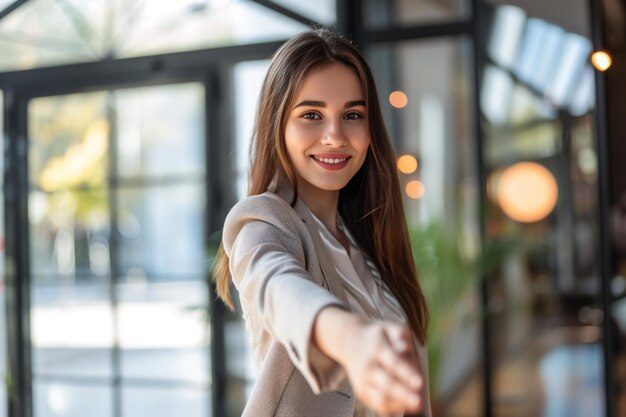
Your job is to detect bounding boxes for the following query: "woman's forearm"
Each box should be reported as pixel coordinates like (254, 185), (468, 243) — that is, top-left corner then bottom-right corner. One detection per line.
(311, 305), (425, 415)
(312, 306), (366, 364)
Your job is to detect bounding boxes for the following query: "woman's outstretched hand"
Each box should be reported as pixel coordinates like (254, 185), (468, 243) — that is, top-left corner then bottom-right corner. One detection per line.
(313, 306), (423, 415)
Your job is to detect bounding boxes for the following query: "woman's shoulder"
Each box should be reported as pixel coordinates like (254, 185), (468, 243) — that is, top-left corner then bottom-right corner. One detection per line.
(226, 192), (293, 222)
(223, 192), (300, 240)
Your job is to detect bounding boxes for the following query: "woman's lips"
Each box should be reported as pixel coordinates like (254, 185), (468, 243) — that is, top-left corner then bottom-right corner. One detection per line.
(310, 155), (351, 171)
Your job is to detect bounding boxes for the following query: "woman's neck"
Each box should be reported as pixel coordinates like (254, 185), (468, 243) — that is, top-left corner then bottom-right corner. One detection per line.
(296, 182), (351, 255)
(297, 183), (340, 235)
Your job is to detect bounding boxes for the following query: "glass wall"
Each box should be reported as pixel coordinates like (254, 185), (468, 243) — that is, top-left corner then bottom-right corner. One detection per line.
(367, 37), (483, 417)
(28, 83), (210, 417)
(269, 0), (337, 26)
(219, 59), (271, 417)
(481, 1), (605, 416)
(363, 0), (469, 28)
(0, 90), (7, 417)
(0, 0), (308, 72)
(1, 0), (622, 416)
(607, 22), (626, 416)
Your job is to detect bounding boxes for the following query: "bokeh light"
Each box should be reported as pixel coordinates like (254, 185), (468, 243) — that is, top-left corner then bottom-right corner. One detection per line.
(405, 180), (425, 199)
(486, 168), (504, 205)
(591, 50), (612, 72)
(497, 162), (558, 223)
(397, 154), (418, 174)
(389, 90), (408, 108)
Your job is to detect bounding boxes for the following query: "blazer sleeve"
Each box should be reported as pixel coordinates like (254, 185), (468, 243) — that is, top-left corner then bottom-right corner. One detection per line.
(222, 195), (348, 393)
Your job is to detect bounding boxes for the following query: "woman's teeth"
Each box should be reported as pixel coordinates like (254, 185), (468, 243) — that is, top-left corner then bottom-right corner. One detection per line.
(313, 156), (348, 164)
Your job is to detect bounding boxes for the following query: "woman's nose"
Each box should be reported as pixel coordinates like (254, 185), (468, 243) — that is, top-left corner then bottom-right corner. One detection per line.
(321, 120), (347, 146)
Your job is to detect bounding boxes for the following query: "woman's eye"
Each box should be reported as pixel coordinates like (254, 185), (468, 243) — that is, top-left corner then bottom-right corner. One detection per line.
(302, 112), (321, 120)
(344, 111), (363, 120)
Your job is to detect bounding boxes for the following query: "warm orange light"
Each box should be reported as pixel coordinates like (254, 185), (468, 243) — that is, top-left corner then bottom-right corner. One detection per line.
(497, 162), (558, 223)
(397, 154), (418, 174)
(405, 180), (425, 199)
(486, 168), (504, 205)
(389, 91), (408, 108)
(591, 50), (612, 71)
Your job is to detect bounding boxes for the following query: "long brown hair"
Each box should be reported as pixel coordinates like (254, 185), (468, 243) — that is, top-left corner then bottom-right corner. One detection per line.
(213, 29), (429, 344)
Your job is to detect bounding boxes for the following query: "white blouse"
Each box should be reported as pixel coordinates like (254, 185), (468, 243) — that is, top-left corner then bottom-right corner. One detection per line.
(307, 209), (431, 417)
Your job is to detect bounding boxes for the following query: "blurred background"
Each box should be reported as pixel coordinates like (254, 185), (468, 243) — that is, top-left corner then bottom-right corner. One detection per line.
(0, 0), (625, 416)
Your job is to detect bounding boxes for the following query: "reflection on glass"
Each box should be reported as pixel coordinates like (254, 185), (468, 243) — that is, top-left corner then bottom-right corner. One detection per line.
(507, 84), (556, 126)
(488, 5), (526, 69)
(0, 93), (5, 405)
(569, 67), (595, 116)
(481, 65), (514, 124)
(29, 188), (110, 277)
(31, 285), (113, 378)
(121, 0), (307, 58)
(269, 0), (336, 25)
(119, 286), (208, 385)
(112, 83), (210, 411)
(540, 344), (604, 416)
(233, 60), (271, 200)
(516, 19), (553, 88)
(0, 0), (307, 71)
(0, 189), (4, 379)
(482, 6), (595, 129)
(483, 3), (605, 416)
(118, 281), (209, 383)
(116, 184), (205, 277)
(546, 35), (590, 106)
(0, 147), (5, 417)
(0, 1), (15, 10)
(229, 60), (271, 416)
(34, 381), (112, 417)
(28, 82), (210, 416)
(526, 22), (563, 93)
(29, 92), (114, 387)
(122, 385), (209, 417)
(0, 0), (95, 71)
(363, 0), (469, 28)
(114, 84), (205, 179)
(0, 90), (3, 185)
(29, 92), (109, 191)
(489, 9), (595, 117)
(368, 38), (482, 417)
(485, 120), (559, 166)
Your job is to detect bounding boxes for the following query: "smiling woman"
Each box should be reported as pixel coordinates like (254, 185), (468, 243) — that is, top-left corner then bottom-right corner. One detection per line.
(284, 63), (371, 225)
(213, 29), (430, 417)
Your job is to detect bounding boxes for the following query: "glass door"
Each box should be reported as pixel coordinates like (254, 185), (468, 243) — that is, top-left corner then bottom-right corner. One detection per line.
(27, 83), (210, 417)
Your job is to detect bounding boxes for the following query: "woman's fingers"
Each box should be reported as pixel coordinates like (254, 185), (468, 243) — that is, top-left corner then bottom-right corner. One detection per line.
(377, 343), (423, 391)
(366, 365), (422, 413)
(341, 321), (425, 415)
(384, 324), (413, 354)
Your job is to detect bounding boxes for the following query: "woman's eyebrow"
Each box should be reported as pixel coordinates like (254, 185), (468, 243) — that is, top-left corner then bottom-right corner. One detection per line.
(345, 100), (366, 108)
(292, 99), (366, 109)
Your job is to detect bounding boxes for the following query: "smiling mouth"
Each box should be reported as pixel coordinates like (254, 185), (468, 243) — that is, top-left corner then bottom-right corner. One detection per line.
(310, 155), (352, 171)
(311, 155), (351, 164)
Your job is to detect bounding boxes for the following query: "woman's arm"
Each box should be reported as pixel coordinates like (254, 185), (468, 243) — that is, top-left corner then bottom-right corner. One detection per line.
(223, 197), (350, 392)
(313, 306), (424, 415)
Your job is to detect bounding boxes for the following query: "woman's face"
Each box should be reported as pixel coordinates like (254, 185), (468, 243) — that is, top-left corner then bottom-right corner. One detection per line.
(284, 63), (370, 197)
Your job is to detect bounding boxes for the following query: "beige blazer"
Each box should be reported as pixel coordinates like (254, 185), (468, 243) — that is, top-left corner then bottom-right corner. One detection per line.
(222, 181), (428, 417)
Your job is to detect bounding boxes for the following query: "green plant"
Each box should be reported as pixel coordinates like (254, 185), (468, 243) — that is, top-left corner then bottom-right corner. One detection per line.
(409, 220), (520, 392)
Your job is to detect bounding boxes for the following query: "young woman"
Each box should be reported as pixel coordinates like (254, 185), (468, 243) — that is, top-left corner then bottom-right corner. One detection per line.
(214, 29), (430, 417)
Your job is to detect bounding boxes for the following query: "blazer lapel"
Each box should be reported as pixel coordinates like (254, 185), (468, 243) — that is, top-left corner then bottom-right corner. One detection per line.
(293, 198), (350, 305)
(270, 175), (350, 306)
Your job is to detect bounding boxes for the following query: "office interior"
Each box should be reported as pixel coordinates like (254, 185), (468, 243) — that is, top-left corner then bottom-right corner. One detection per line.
(0, 0), (625, 416)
